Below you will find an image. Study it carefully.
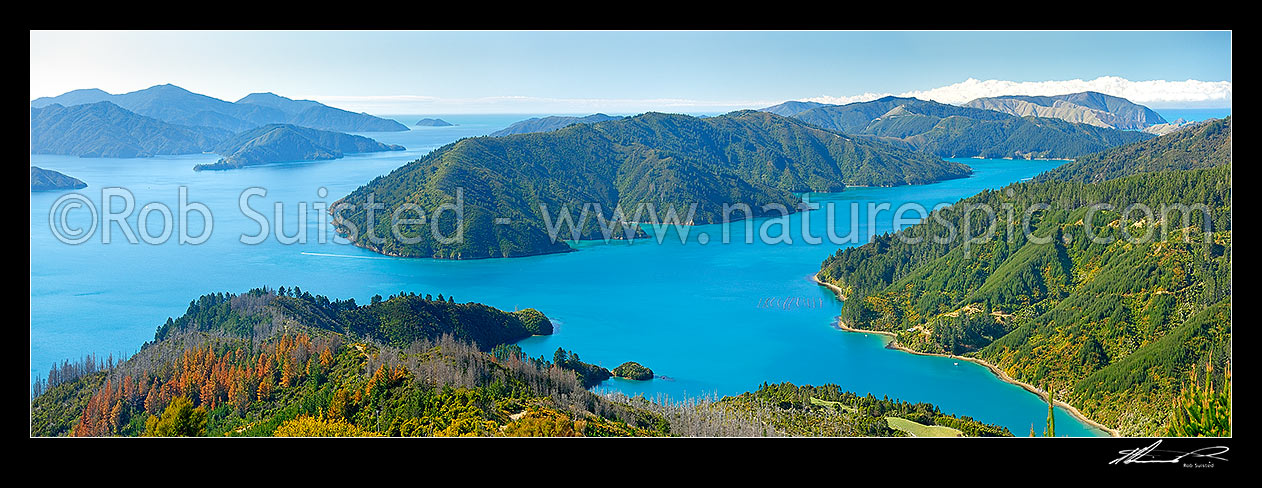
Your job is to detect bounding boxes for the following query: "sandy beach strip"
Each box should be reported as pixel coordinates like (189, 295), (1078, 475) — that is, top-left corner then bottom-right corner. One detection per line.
(813, 272), (1120, 437)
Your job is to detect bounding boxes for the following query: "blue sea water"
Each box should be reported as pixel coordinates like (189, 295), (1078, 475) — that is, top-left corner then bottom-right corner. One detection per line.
(29, 115), (1106, 436)
(1155, 108), (1232, 122)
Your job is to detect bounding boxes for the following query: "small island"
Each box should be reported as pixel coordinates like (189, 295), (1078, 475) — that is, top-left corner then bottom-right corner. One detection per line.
(193, 124), (404, 171)
(414, 118), (453, 127)
(612, 361), (654, 381)
(31, 166), (87, 191)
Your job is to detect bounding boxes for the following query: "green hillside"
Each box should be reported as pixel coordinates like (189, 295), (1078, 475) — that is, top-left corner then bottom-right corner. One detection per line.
(193, 124), (404, 171)
(817, 121), (1232, 435)
(335, 110), (971, 259)
(1035, 117), (1231, 183)
(770, 96), (1153, 159)
(31, 288), (1008, 437)
(31, 166), (87, 191)
(30, 102), (231, 158)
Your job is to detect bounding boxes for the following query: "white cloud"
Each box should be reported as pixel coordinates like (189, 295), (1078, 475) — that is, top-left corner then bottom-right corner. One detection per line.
(307, 76), (1230, 115)
(801, 92), (893, 106)
(871, 76), (1230, 108)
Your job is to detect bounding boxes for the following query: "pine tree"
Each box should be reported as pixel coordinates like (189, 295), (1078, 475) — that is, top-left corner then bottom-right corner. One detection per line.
(1043, 387), (1055, 437)
(143, 396), (207, 437)
(1168, 360), (1231, 436)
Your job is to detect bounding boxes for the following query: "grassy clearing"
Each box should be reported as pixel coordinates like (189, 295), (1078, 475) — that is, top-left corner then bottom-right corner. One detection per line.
(885, 416), (963, 437)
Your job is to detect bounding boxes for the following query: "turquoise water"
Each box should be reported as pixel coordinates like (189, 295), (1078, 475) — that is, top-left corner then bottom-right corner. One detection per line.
(1156, 108), (1231, 122)
(29, 116), (1106, 436)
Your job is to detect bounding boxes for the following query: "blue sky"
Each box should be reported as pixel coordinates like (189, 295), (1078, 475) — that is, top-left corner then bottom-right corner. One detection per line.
(30, 31), (1232, 113)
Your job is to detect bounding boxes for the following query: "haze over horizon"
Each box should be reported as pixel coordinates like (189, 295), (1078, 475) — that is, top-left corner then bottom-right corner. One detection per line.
(31, 31), (1231, 115)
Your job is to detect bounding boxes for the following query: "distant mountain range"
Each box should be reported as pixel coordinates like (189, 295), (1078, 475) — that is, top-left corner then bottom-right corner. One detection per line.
(762, 96), (1011, 131)
(31, 166), (87, 191)
(414, 118), (454, 127)
(758, 101), (830, 117)
(31, 85), (407, 169)
(194, 124), (404, 171)
(31, 102), (232, 158)
(335, 110), (971, 259)
(31, 84), (407, 133)
(963, 91), (1167, 130)
(490, 114), (624, 137)
(760, 95), (1154, 159)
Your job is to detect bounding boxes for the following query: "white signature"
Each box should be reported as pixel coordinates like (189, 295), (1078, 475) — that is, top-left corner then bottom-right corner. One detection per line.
(1110, 440), (1229, 465)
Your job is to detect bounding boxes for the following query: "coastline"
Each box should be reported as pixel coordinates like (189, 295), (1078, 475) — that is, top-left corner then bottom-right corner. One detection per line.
(811, 272), (849, 301)
(328, 214), (579, 260)
(812, 273), (1120, 437)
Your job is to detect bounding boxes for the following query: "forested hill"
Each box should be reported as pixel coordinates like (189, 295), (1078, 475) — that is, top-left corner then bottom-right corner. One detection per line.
(30, 102), (232, 158)
(415, 118), (454, 127)
(193, 124), (404, 171)
(489, 113), (623, 136)
(31, 166), (87, 191)
(32, 100), (405, 170)
(787, 96), (1013, 132)
(29, 85), (407, 165)
(149, 287), (552, 349)
(31, 287), (1010, 437)
(817, 121), (1231, 435)
(29, 287), (563, 437)
(759, 100), (829, 117)
(1034, 117), (1231, 183)
(31, 85), (408, 133)
(761, 96), (1153, 159)
(335, 110), (971, 260)
(235, 92), (409, 132)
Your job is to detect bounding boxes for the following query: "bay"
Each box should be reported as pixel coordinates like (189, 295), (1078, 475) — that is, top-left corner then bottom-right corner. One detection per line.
(29, 114), (1106, 436)
(1155, 108), (1232, 122)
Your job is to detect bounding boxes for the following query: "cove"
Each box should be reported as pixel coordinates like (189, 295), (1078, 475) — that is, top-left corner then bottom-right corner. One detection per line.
(29, 114), (1106, 436)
